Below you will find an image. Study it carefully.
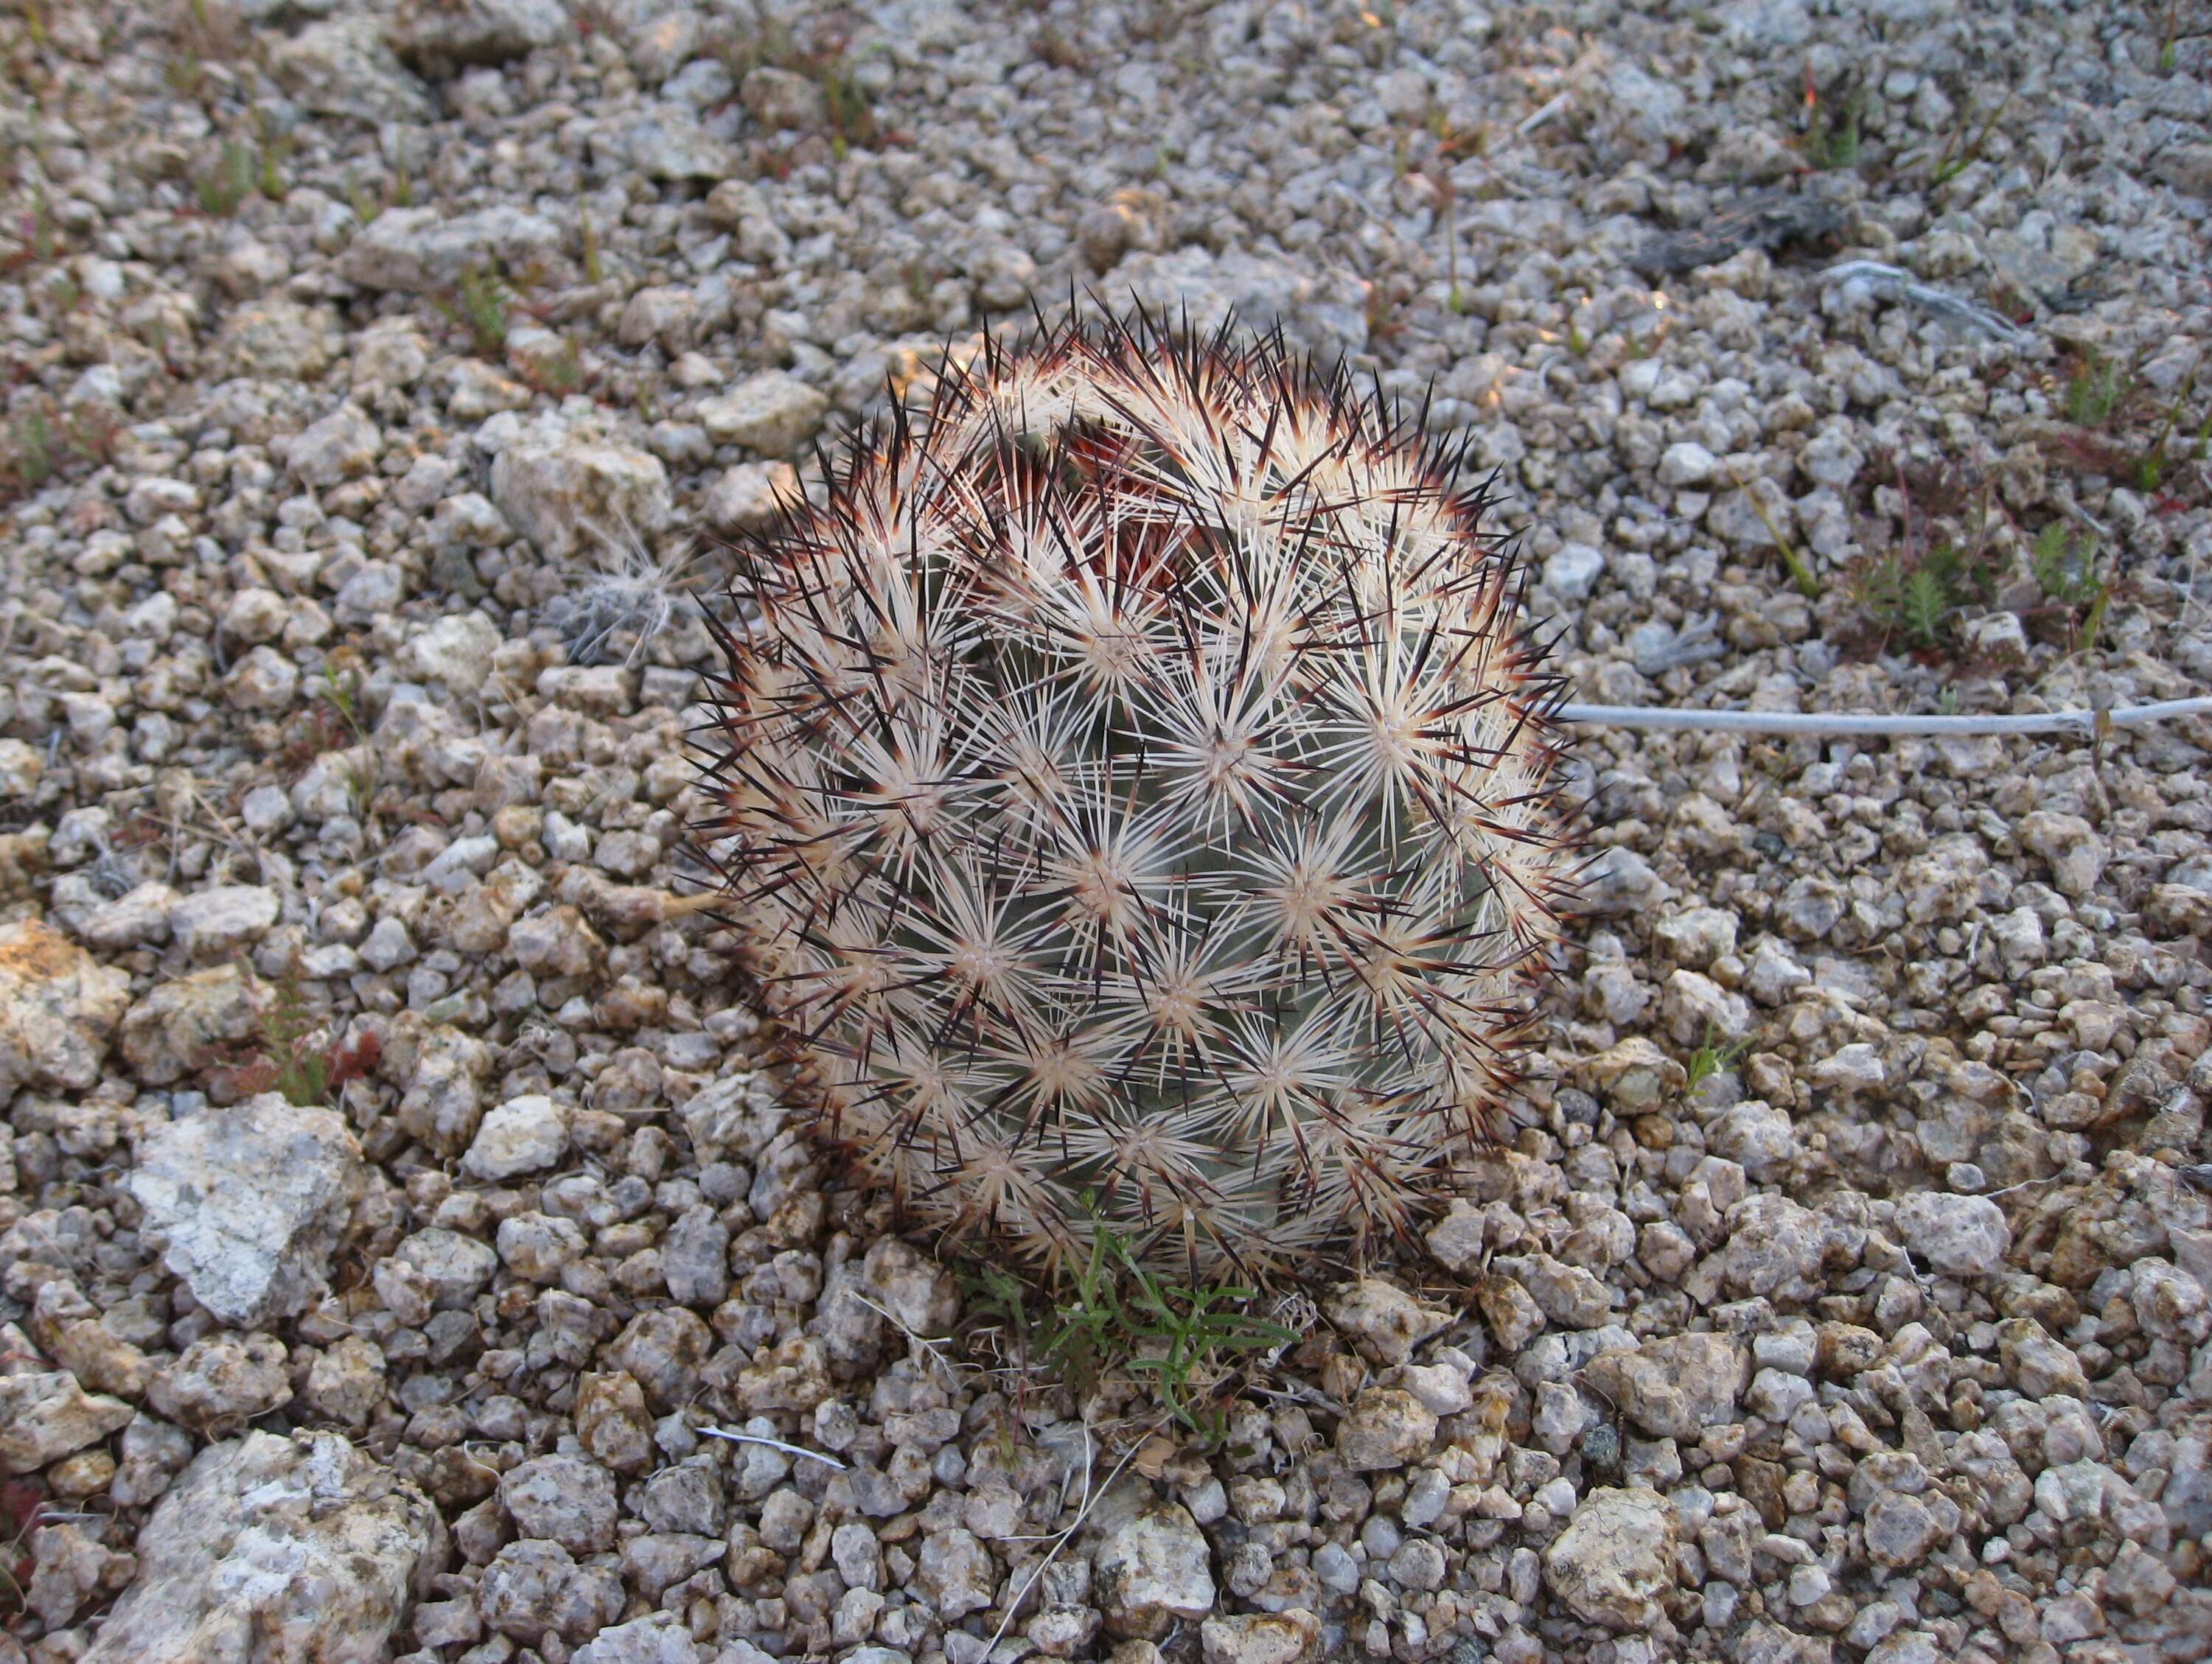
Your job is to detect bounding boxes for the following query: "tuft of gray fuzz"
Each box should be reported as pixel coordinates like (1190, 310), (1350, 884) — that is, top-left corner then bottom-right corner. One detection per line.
(541, 525), (704, 667)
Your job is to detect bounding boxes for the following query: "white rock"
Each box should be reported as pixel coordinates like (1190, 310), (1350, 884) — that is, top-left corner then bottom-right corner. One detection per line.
(1543, 1486), (1675, 1629)
(1582, 1334), (1746, 1440)
(1810, 1041), (1887, 1096)
(1653, 906), (1737, 967)
(77, 881), (181, 951)
(0, 1371), (133, 1473)
(127, 1094), (369, 1327)
(619, 103), (736, 181)
(0, 918), (130, 1094)
(407, 612), (503, 697)
(1323, 1279), (1447, 1366)
(288, 403), (380, 487)
(2017, 810), (2109, 900)
(1961, 610), (2028, 662)
(463, 1093), (571, 1180)
(1200, 1611), (1320, 1664)
(169, 884), (281, 958)
(707, 459), (801, 531)
(79, 1430), (443, 1664)
(343, 203), (563, 293)
(1709, 1100), (1798, 1184)
(391, 0), (567, 66)
(1893, 1192), (2011, 1277)
(270, 14), (433, 125)
(1095, 1503), (1218, 1638)
(491, 436), (671, 560)
(1658, 441), (1719, 486)
(1543, 541), (1605, 600)
(574, 1612), (701, 1664)
(699, 372), (831, 455)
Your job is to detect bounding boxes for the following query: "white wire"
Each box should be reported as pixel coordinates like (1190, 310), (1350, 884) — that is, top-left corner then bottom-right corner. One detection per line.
(1555, 696), (2212, 738)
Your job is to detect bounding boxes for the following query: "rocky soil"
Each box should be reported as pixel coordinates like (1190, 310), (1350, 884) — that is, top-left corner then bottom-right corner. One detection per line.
(1, 1), (2211, 1663)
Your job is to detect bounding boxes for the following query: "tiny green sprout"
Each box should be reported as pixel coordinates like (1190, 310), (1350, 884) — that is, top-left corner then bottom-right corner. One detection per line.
(1728, 467), (1821, 600)
(1899, 563), (1949, 647)
(2135, 351), (2203, 492)
(1803, 83), (1863, 172)
(348, 173), (381, 225)
(2063, 352), (2126, 429)
(196, 139), (257, 217)
(2031, 522), (2101, 605)
(445, 265), (512, 357)
(1684, 1028), (1754, 1094)
(257, 123), (289, 202)
(1930, 85), (2015, 186)
(10, 410), (54, 487)
(580, 206), (603, 284)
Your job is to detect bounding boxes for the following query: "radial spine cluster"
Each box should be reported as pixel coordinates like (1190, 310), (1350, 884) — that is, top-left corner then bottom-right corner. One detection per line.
(695, 310), (1577, 1278)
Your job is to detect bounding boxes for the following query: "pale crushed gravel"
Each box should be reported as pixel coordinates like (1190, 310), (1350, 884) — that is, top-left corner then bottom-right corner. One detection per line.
(1, 1), (2211, 1663)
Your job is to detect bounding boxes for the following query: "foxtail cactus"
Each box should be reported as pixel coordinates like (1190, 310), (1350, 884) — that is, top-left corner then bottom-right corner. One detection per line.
(696, 312), (1576, 1279)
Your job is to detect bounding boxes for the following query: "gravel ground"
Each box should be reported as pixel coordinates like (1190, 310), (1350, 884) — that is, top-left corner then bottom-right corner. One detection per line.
(2, 1), (2211, 1663)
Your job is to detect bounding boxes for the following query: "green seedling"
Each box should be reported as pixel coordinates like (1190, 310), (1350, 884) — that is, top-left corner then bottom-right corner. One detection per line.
(1684, 1028), (1754, 1094)
(1728, 467), (1821, 600)
(1930, 85), (2014, 186)
(444, 265), (512, 356)
(958, 1216), (1297, 1445)
(196, 139), (256, 216)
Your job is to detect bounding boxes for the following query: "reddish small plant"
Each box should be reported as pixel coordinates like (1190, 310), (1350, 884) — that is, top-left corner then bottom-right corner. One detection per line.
(1, 1477), (44, 1631)
(198, 963), (381, 1107)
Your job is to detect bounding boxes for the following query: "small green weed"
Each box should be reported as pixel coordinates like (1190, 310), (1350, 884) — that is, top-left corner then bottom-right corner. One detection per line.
(522, 335), (584, 395)
(257, 120), (289, 202)
(1727, 466), (1822, 600)
(5, 408), (52, 489)
(2048, 347), (2210, 497)
(3, 402), (116, 500)
(1, 195), (61, 276)
(1851, 536), (1992, 651)
(1929, 85), (2013, 186)
(195, 139), (257, 216)
(2134, 350), (2204, 492)
(960, 1220), (1297, 1445)
(580, 206), (603, 284)
(346, 173), (381, 225)
(306, 664), (377, 810)
(727, 17), (882, 158)
(203, 958), (383, 1107)
(1684, 1028), (1754, 1094)
(2063, 352), (2126, 428)
(2027, 522), (2110, 651)
(2030, 521), (2101, 606)
(1846, 461), (2003, 656)
(1798, 69), (1863, 172)
(318, 663), (368, 745)
(443, 265), (512, 356)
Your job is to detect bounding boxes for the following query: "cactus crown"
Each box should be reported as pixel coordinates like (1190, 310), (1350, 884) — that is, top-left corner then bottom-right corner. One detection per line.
(695, 310), (1576, 1280)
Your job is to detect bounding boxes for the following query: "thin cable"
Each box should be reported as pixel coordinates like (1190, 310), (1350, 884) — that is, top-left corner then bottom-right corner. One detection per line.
(1554, 695), (2212, 738)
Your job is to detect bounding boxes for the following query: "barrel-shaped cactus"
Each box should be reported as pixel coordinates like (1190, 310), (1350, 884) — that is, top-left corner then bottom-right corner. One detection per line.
(695, 312), (1576, 1279)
